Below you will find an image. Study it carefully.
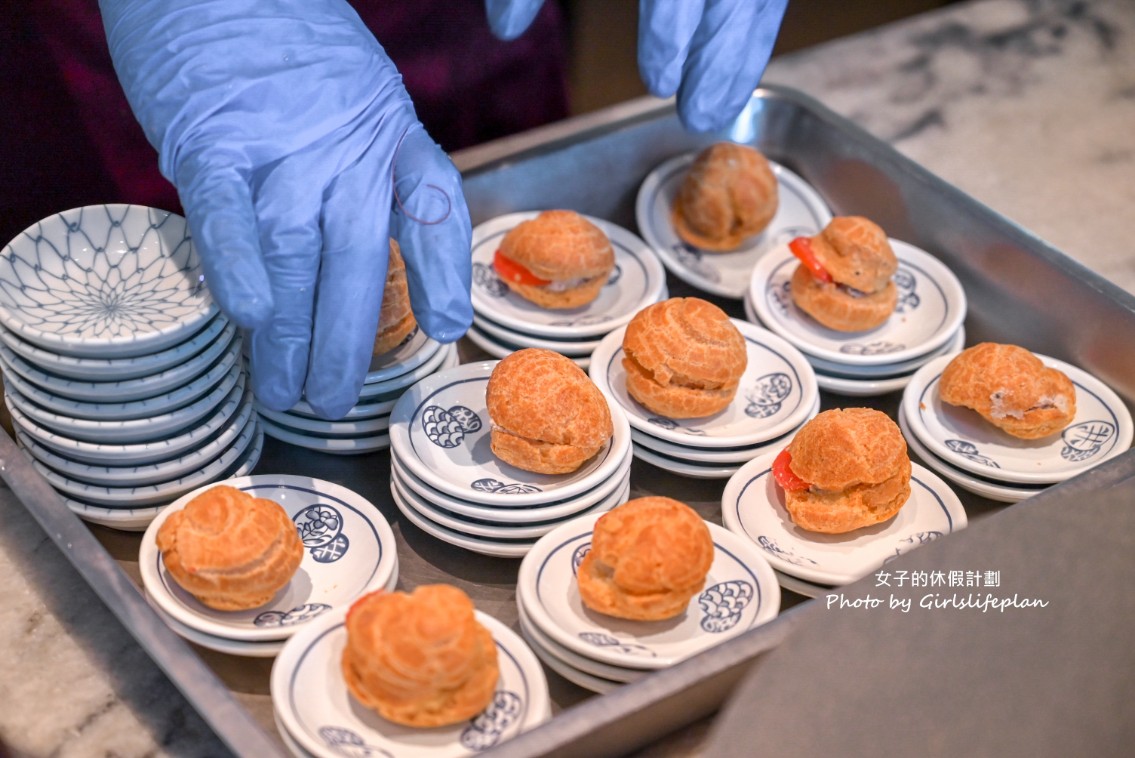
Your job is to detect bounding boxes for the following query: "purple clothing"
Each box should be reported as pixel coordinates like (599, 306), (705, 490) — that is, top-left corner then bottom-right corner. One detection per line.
(1, 1), (569, 245)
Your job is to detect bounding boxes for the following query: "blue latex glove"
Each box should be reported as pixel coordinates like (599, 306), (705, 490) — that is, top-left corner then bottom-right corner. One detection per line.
(486, 0), (788, 133)
(100, 0), (473, 419)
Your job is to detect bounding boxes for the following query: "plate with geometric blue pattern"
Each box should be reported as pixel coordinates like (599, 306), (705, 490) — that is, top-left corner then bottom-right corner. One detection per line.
(139, 474), (397, 642)
(516, 511), (780, 670)
(0, 205), (218, 358)
(721, 450), (968, 586)
(271, 606), (550, 758)
(901, 352), (1134, 485)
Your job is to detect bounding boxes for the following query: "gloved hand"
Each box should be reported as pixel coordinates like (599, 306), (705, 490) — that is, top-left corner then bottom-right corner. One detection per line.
(485, 0), (788, 133)
(100, 0), (473, 419)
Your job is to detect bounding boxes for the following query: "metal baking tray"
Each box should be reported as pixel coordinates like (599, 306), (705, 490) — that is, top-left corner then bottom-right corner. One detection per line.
(5, 84), (1135, 757)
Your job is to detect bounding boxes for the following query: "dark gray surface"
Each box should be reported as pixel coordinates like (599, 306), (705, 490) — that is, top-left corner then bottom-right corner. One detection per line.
(705, 466), (1135, 757)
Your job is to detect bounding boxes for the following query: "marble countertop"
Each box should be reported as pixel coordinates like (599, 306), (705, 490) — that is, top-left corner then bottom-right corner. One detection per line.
(1, 0), (1132, 755)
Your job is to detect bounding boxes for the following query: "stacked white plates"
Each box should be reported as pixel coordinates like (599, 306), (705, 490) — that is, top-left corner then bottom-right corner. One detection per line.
(899, 353), (1134, 503)
(721, 449), (968, 595)
(0, 204), (260, 530)
(515, 510), (781, 693)
(139, 475), (399, 658)
(589, 320), (821, 478)
(746, 238), (968, 395)
(635, 150), (833, 300)
(388, 361), (633, 557)
(257, 328), (459, 455)
(270, 605), (551, 758)
(467, 211), (669, 368)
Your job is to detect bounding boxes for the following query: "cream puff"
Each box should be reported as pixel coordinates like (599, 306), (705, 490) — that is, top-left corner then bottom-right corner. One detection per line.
(485, 348), (614, 474)
(621, 297), (747, 418)
(156, 485), (304, 611)
(671, 142), (779, 251)
(789, 216), (898, 332)
(578, 497), (714, 621)
(373, 239), (417, 355)
(493, 210), (615, 309)
(938, 342), (1076, 439)
(341, 585), (499, 728)
(772, 408), (911, 534)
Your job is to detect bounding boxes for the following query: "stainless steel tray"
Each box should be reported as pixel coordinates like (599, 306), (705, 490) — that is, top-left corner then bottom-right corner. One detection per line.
(4, 85), (1135, 757)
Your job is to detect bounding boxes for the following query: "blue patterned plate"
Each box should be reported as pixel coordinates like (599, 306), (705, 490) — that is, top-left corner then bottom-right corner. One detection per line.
(270, 607), (550, 758)
(516, 596), (645, 685)
(471, 312), (601, 356)
(635, 151), (833, 300)
(516, 511), (780, 670)
(721, 451), (968, 586)
(463, 321), (590, 370)
(469, 211), (667, 339)
(901, 352), (1134, 485)
(389, 361), (632, 507)
(749, 239), (967, 366)
(365, 326), (442, 384)
(589, 320), (819, 448)
(139, 475), (398, 642)
(0, 205), (218, 358)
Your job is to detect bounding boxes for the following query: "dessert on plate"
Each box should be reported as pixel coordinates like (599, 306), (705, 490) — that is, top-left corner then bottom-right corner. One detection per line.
(671, 142), (779, 251)
(373, 239), (417, 355)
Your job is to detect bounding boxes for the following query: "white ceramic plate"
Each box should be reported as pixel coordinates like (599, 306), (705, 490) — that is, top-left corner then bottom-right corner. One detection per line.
(258, 415), (391, 455)
(0, 335), (241, 420)
(13, 394), (256, 487)
(0, 312), (230, 381)
(390, 453), (632, 524)
(516, 599), (644, 684)
(392, 466), (629, 540)
(7, 373), (249, 465)
(806, 327), (966, 379)
(589, 320), (818, 448)
(60, 422), (265, 531)
(366, 326), (441, 384)
(359, 341), (455, 398)
(470, 211), (667, 339)
(390, 361), (631, 506)
(391, 486), (540, 558)
(256, 403), (390, 436)
(471, 313), (601, 356)
(898, 406), (1044, 504)
(140, 475), (397, 641)
(0, 205), (218, 357)
(286, 390), (400, 421)
(27, 411), (261, 507)
(635, 151), (833, 300)
(631, 445), (743, 480)
(773, 570), (835, 599)
(901, 352), (1132, 485)
(629, 395), (820, 464)
(519, 623), (621, 695)
(721, 451), (968, 586)
(517, 512), (780, 670)
(749, 239), (967, 366)
(464, 323), (591, 370)
(271, 608), (550, 758)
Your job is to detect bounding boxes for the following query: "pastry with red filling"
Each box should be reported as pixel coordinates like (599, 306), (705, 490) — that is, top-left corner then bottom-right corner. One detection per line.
(492, 210), (615, 309)
(772, 408), (911, 534)
(788, 216), (898, 332)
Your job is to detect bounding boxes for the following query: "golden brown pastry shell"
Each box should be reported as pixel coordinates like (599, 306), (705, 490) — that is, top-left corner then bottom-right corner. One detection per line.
(784, 462), (912, 534)
(787, 408), (909, 491)
(671, 143), (779, 252)
(341, 585), (499, 728)
(501, 272), (607, 310)
(789, 265), (898, 332)
(810, 216), (898, 293)
(499, 210), (615, 281)
(578, 497), (714, 621)
(374, 239), (417, 355)
(155, 485), (304, 611)
(939, 343), (1076, 439)
(486, 348), (613, 474)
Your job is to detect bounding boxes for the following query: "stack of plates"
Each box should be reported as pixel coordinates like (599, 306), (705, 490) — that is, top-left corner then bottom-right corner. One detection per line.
(515, 510), (781, 693)
(388, 362), (633, 557)
(270, 606), (551, 758)
(257, 328), (459, 455)
(745, 238), (968, 395)
(899, 353), (1134, 503)
(466, 212), (668, 368)
(0, 204), (260, 530)
(588, 320), (820, 478)
(721, 449), (969, 597)
(634, 149), (833, 300)
(139, 475), (399, 658)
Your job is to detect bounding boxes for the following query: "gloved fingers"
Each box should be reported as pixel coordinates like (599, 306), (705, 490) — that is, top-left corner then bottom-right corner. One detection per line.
(243, 155), (326, 413)
(484, 0), (547, 41)
(302, 145), (395, 419)
(390, 127), (473, 345)
(174, 154), (274, 330)
(676, 0), (788, 133)
(637, 0), (707, 98)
